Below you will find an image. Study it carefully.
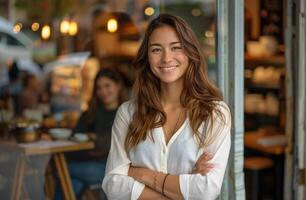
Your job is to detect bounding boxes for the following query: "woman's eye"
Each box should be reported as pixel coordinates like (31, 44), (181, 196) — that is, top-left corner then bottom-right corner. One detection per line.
(172, 46), (182, 51)
(151, 48), (161, 53)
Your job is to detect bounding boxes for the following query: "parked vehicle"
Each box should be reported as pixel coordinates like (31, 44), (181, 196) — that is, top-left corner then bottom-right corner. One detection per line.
(0, 17), (41, 87)
(0, 17), (33, 65)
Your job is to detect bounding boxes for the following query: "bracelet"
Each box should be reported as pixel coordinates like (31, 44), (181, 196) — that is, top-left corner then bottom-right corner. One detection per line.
(162, 173), (170, 196)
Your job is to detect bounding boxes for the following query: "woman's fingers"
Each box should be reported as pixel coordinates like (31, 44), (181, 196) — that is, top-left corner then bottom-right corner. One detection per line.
(199, 168), (212, 175)
(192, 152), (214, 175)
(195, 152), (213, 167)
(199, 152), (213, 161)
(194, 163), (215, 171)
(192, 167), (212, 175)
(197, 163), (215, 170)
(192, 163), (215, 175)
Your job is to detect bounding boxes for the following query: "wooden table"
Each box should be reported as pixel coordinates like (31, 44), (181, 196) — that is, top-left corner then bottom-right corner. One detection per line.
(244, 131), (286, 155)
(244, 131), (287, 200)
(10, 139), (94, 200)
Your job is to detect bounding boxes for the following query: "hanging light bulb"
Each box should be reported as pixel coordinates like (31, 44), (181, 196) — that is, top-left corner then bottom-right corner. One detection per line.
(144, 7), (155, 16)
(31, 22), (40, 31)
(13, 23), (22, 33)
(191, 8), (201, 17)
(41, 25), (51, 40)
(60, 19), (70, 34)
(68, 21), (78, 36)
(107, 18), (118, 33)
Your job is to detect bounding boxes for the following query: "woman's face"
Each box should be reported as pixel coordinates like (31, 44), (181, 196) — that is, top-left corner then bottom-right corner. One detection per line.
(96, 77), (120, 106)
(148, 25), (189, 85)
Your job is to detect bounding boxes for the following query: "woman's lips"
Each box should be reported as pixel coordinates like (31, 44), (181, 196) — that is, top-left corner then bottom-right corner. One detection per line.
(159, 65), (177, 73)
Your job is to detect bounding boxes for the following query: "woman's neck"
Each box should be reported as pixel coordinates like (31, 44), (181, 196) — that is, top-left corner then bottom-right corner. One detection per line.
(160, 81), (183, 108)
(104, 101), (119, 110)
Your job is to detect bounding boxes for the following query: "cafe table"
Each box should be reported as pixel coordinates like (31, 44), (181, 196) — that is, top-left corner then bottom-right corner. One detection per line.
(244, 130), (287, 200)
(244, 130), (286, 155)
(6, 136), (94, 200)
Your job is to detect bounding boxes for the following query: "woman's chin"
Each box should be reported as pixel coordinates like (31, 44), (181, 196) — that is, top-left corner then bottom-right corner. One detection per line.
(158, 74), (183, 85)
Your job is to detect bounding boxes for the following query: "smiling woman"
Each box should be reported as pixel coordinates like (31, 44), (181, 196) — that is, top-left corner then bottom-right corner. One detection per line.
(148, 25), (189, 84)
(102, 13), (231, 200)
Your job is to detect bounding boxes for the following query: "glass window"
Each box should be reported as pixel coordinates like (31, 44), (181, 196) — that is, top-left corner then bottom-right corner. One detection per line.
(0, 32), (5, 43)
(6, 34), (25, 47)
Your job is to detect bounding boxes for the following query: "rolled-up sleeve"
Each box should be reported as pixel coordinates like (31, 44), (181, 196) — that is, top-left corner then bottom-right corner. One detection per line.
(179, 103), (231, 200)
(102, 102), (145, 200)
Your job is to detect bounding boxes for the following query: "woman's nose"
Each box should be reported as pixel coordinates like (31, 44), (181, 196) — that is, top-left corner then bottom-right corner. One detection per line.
(162, 49), (173, 63)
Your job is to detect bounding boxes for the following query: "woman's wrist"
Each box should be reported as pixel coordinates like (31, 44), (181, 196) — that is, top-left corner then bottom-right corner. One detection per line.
(134, 168), (162, 192)
(162, 173), (170, 196)
(139, 168), (157, 188)
(128, 167), (155, 184)
(128, 167), (168, 195)
(144, 171), (170, 196)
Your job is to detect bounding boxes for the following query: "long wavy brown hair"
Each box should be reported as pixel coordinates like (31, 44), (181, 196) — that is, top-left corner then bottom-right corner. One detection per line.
(125, 13), (225, 150)
(87, 68), (125, 124)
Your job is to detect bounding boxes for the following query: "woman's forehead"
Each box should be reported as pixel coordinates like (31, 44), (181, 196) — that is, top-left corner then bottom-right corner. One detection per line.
(148, 26), (180, 44)
(97, 76), (116, 84)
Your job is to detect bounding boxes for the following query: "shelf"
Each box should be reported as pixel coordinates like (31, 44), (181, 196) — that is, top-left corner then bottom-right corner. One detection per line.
(245, 113), (279, 131)
(245, 84), (280, 94)
(244, 53), (286, 132)
(245, 113), (279, 123)
(245, 54), (285, 69)
(245, 113), (279, 118)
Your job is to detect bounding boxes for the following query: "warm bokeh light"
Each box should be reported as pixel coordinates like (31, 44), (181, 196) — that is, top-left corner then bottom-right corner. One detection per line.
(13, 23), (22, 33)
(144, 7), (155, 16)
(60, 20), (70, 34)
(31, 22), (40, 31)
(205, 30), (214, 38)
(191, 8), (202, 17)
(68, 21), (78, 36)
(41, 25), (51, 40)
(107, 18), (118, 33)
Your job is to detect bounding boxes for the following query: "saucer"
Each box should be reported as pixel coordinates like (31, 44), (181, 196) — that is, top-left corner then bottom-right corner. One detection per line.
(71, 133), (90, 142)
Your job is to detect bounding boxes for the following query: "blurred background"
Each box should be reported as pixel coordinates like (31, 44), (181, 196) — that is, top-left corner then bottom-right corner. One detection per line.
(0, 0), (305, 200)
(0, 0), (218, 113)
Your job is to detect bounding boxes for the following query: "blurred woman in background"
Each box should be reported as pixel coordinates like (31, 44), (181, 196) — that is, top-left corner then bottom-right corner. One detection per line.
(55, 68), (126, 199)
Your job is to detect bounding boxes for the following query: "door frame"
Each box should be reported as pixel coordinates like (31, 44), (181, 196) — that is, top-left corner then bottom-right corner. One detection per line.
(284, 0), (306, 199)
(217, 0), (245, 199)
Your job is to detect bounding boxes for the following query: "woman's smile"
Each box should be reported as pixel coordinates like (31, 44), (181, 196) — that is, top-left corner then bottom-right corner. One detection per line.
(159, 64), (178, 73)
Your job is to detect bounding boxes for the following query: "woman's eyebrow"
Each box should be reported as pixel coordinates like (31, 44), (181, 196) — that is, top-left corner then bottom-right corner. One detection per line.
(149, 43), (162, 47)
(149, 41), (181, 47)
(170, 41), (181, 45)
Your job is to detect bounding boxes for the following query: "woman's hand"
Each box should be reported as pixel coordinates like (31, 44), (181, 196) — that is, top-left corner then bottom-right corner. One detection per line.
(192, 152), (215, 175)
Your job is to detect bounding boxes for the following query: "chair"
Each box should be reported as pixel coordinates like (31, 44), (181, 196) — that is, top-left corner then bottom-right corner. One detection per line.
(82, 183), (107, 200)
(244, 156), (273, 200)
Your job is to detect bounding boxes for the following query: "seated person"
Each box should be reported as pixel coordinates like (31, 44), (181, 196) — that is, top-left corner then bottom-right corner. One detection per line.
(54, 68), (126, 199)
(18, 73), (41, 113)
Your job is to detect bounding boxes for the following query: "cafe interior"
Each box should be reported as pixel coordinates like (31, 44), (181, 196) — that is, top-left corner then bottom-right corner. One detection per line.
(0, 0), (305, 199)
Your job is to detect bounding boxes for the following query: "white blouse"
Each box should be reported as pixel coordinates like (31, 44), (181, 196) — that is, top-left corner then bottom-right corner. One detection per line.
(102, 100), (231, 200)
